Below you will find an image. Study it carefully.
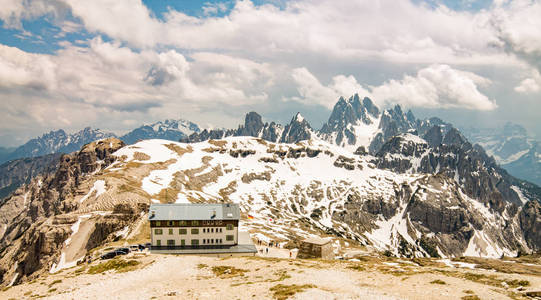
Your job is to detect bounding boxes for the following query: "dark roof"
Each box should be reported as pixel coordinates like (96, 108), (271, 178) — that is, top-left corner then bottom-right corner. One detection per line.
(148, 203), (240, 221)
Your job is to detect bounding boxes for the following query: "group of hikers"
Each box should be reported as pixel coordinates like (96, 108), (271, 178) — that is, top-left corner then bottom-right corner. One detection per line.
(256, 238), (293, 258)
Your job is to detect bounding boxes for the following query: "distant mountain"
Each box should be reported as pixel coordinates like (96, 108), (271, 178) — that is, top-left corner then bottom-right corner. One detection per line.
(463, 123), (541, 186)
(119, 119), (200, 145)
(0, 119), (202, 165)
(2, 127), (115, 164)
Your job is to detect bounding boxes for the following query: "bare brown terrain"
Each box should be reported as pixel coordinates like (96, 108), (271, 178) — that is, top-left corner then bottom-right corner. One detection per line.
(1, 251), (540, 300)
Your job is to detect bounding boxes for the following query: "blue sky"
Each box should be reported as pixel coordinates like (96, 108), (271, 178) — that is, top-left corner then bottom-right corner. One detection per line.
(0, 0), (540, 147)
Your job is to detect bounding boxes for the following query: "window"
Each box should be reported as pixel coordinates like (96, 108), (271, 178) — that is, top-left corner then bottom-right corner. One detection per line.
(226, 224), (234, 230)
(168, 221), (173, 226)
(219, 228), (222, 233)
(203, 239), (206, 244)
(168, 228), (173, 235)
(226, 235), (234, 241)
(191, 220), (199, 226)
(181, 239), (185, 246)
(191, 239), (199, 246)
(167, 240), (175, 246)
(179, 228), (187, 235)
(191, 228), (199, 234)
(211, 239), (214, 244)
(156, 221), (161, 226)
(179, 221), (187, 226)
(203, 228), (206, 233)
(211, 228), (214, 233)
(155, 229), (163, 235)
(156, 240), (161, 246)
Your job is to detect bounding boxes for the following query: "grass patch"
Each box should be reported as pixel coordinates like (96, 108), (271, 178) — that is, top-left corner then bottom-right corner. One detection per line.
(47, 288), (57, 293)
(347, 264), (366, 272)
(24, 291), (32, 296)
(269, 284), (316, 300)
(463, 290), (475, 294)
(74, 266), (87, 275)
(430, 279), (446, 285)
(197, 263), (208, 269)
(211, 266), (248, 278)
(453, 257), (541, 276)
(88, 258), (141, 274)
(461, 296), (481, 300)
(505, 279), (530, 288)
(268, 270), (291, 282)
(48, 279), (62, 287)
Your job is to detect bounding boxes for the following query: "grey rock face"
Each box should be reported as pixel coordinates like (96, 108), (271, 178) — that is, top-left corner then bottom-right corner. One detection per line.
(423, 125), (443, 148)
(519, 200), (541, 250)
(279, 113), (313, 143)
(0, 154), (62, 200)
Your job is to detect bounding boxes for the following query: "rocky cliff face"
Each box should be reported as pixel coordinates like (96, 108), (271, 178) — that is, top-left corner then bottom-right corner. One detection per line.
(0, 154), (62, 200)
(0, 138), (148, 286)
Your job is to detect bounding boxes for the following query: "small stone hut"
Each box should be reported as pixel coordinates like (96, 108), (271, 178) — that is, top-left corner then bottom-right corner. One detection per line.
(297, 237), (333, 260)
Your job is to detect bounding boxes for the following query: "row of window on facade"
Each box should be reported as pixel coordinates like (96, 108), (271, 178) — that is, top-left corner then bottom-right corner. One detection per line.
(154, 225), (233, 236)
(155, 236), (234, 246)
(155, 220), (230, 226)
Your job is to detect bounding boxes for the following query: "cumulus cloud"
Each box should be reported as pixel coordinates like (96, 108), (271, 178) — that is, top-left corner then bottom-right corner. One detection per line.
(515, 69), (541, 94)
(288, 65), (496, 111)
(289, 67), (369, 109)
(492, 0), (541, 93)
(371, 64), (497, 110)
(1, 0), (541, 143)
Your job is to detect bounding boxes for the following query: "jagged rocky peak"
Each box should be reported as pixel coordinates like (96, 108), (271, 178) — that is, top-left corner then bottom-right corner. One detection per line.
(238, 112), (264, 136)
(423, 125), (443, 148)
(321, 94), (380, 133)
(442, 127), (467, 146)
(280, 112), (313, 143)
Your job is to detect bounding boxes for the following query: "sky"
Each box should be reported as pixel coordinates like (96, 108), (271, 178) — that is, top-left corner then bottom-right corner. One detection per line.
(0, 0), (540, 147)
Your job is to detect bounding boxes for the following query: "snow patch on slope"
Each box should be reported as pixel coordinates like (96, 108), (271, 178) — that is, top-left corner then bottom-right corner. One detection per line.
(79, 180), (106, 203)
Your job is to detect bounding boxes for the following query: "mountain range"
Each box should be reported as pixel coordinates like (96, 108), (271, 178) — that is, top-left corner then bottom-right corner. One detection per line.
(0, 92), (540, 285)
(0, 119), (201, 165)
(463, 123), (541, 187)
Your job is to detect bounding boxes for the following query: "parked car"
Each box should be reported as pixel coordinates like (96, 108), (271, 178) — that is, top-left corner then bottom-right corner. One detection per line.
(144, 242), (151, 249)
(116, 247), (130, 254)
(129, 245), (140, 252)
(100, 250), (125, 260)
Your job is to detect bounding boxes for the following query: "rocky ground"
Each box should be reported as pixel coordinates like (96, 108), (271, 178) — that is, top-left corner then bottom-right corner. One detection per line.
(1, 250), (540, 300)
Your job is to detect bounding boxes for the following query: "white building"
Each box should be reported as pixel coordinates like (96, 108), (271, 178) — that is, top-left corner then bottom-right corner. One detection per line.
(148, 203), (240, 250)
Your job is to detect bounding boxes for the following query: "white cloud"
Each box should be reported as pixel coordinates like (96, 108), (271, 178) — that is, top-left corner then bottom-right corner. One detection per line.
(1, 0), (541, 142)
(288, 65), (496, 111)
(371, 64), (497, 111)
(289, 67), (369, 109)
(515, 69), (541, 94)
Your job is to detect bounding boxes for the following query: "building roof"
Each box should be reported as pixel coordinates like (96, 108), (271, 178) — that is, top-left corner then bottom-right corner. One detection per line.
(302, 237), (332, 245)
(148, 203), (240, 221)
